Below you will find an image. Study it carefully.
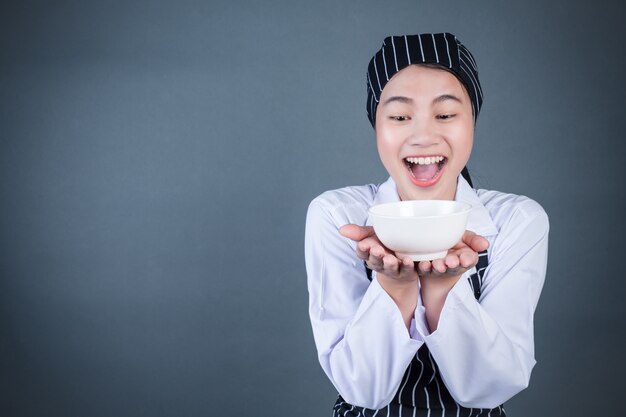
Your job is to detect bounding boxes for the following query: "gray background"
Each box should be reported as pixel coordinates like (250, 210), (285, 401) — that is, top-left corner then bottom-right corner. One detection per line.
(1, 1), (625, 416)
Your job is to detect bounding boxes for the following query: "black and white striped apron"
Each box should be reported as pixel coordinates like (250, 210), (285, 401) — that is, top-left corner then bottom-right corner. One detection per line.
(333, 250), (506, 417)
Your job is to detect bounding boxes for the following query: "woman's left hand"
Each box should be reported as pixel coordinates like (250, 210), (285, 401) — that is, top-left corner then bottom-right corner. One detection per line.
(417, 231), (489, 279)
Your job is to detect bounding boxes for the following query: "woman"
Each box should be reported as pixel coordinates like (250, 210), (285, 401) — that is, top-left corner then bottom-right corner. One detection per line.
(305, 33), (549, 416)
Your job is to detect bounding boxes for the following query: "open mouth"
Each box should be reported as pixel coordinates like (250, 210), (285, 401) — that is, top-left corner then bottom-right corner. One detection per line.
(403, 156), (447, 186)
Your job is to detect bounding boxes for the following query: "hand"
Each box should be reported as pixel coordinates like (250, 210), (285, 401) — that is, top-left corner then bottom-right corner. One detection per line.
(339, 224), (418, 283)
(417, 231), (489, 279)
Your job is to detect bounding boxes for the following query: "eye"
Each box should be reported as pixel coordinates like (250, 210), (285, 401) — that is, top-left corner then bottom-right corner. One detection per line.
(389, 115), (410, 121)
(436, 114), (455, 120)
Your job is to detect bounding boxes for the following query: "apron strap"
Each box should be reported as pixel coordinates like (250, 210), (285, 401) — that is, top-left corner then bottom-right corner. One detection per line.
(467, 250), (489, 300)
(365, 263), (373, 281)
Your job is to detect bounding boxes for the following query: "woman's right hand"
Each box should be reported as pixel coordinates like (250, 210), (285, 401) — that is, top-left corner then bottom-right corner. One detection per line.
(339, 224), (418, 284)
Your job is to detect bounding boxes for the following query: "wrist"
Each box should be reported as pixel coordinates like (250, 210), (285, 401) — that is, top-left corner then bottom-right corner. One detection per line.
(419, 274), (461, 307)
(376, 272), (419, 314)
(419, 273), (462, 289)
(376, 271), (419, 292)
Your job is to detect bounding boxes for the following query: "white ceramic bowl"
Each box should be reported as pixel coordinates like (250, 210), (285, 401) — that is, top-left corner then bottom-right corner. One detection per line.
(368, 200), (472, 261)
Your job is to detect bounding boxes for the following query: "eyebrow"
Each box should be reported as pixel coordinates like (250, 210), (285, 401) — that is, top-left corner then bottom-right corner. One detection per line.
(381, 96), (413, 106)
(432, 94), (462, 104)
(382, 94), (462, 106)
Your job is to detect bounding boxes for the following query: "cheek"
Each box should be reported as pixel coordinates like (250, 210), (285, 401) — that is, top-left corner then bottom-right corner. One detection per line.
(448, 117), (474, 144)
(375, 128), (400, 169)
(449, 125), (474, 162)
(375, 126), (393, 154)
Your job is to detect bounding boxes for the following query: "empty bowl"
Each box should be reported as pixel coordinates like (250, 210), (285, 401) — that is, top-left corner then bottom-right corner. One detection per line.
(368, 200), (471, 261)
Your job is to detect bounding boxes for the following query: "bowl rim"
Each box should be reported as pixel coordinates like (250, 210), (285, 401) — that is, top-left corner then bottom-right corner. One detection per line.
(368, 200), (472, 219)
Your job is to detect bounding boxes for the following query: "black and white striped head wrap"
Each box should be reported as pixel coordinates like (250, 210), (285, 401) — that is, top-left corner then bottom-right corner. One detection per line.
(366, 33), (483, 127)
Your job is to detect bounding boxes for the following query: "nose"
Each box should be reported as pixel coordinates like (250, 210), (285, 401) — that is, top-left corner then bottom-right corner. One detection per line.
(405, 119), (440, 148)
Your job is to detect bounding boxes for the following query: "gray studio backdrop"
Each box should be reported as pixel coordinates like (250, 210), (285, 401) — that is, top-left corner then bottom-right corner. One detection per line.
(1, 1), (624, 416)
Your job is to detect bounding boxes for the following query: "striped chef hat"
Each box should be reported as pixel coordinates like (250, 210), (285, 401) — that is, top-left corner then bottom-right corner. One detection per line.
(366, 33), (483, 127)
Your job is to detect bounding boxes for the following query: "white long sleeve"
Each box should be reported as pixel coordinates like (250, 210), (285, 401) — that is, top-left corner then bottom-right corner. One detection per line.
(305, 177), (549, 410)
(417, 192), (549, 408)
(305, 187), (423, 409)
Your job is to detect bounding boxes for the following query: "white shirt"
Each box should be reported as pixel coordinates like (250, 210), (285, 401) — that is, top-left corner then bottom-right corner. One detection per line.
(305, 176), (549, 410)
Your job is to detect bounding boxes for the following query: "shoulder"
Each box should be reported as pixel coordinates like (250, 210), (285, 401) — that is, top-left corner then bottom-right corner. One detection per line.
(477, 188), (548, 223)
(477, 188), (549, 240)
(307, 183), (379, 227)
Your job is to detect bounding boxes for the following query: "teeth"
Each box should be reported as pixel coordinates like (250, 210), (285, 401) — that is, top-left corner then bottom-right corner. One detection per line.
(405, 156), (444, 165)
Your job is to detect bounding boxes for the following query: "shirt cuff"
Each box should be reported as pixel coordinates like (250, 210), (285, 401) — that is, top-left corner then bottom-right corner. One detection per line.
(412, 270), (477, 342)
(414, 288), (431, 339)
(367, 270), (425, 344)
(422, 272), (477, 347)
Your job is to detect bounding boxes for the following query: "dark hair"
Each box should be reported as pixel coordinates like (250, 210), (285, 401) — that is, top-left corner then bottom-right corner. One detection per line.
(461, 166), (473, 188)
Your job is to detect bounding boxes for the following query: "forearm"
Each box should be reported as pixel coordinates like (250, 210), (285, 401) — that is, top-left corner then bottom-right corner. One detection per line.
(419, 274), (462, 332)
(376, 273), (419, 331)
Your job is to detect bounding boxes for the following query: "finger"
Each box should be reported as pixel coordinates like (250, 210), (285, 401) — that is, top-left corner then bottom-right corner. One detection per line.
(381, 254), (400, 273)
(370, 245), (387, 258)
(417, 260), (432, 274)
(461, 231), (489, 252)
(366, 246), (386, 271)
(459, 250), (477, 268)
(444, 254), (460, 269)
(355, 241), (371, 260)
(399, 256), (415, 271)
(401, 256), (414, 268)
(431, 258), (447, 274)
(366, 259), (384, 272)
(398, 257), (417, 280)
(356, 238), (380, 259)
(339, 224), (376, 242)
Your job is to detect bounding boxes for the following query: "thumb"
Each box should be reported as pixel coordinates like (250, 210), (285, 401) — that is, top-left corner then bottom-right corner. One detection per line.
(461, 230), (489, 252)
(339, 224), (376, 242)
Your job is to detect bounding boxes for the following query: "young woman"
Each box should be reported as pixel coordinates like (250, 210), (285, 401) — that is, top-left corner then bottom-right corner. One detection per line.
(305, 33), (549, 416)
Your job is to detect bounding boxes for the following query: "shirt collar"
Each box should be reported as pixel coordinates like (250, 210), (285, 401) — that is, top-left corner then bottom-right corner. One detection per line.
(371, 177), (400, 207)
(368, 176), (498, 237)
(455, 176), (498, 237)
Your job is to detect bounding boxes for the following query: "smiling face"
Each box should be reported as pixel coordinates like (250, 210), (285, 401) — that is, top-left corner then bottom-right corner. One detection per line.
(375, 64), (474, 201)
